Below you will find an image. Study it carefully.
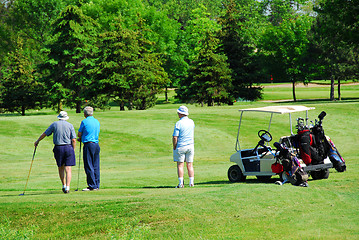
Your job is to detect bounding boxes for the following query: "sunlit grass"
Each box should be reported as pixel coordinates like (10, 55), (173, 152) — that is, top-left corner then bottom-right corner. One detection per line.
(1, 84), (358, 239)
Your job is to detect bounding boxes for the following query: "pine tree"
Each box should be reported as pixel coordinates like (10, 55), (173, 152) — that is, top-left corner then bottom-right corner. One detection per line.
(1, 37), (44, 115)
(93, 18), (169, 110)
(179, 30), (232, 106)
(39, 4), (98, 113)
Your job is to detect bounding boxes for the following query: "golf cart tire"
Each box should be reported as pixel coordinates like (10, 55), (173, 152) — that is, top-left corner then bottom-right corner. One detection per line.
(228, 165), (246, 182)
(311, 169), (330, 180)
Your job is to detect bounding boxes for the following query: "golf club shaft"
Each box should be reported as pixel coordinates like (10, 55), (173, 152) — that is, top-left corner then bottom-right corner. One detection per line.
(22, 146), (37, 194)
(76, 141), (81, 190)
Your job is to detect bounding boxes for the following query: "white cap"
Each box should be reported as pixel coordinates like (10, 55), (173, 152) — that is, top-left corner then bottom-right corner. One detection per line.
(177, 106), (189, 115)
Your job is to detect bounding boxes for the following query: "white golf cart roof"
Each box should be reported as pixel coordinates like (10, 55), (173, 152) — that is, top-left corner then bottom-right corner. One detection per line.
(235, 105), (315, 151)
(238, 105), (315, 114)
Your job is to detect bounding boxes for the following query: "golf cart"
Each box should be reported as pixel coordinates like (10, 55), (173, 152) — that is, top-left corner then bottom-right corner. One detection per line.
(227, 105), (344, 184)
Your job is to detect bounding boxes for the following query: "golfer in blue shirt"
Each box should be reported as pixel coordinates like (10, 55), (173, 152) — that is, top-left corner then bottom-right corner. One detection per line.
(173, 106), (195, 188)
(78, 106), (101, 191)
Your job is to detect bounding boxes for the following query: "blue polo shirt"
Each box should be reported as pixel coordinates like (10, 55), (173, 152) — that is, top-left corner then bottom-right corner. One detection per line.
(78, 116), (100, 143)
(173, 116), (195, 148)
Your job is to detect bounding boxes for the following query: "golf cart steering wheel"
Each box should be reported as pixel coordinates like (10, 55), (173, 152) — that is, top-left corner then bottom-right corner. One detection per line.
(251, 130), (273, 156)
(258, 130), (272, 143)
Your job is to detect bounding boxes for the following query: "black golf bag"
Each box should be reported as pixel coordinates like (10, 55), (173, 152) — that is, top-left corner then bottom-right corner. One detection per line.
(296, 111), (346, 172)
(274, 142), (309, 187)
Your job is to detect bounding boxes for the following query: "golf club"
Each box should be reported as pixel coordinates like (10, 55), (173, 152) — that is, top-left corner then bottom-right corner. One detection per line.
(75, 141), (81, 191)
(19, 146), (37, 196)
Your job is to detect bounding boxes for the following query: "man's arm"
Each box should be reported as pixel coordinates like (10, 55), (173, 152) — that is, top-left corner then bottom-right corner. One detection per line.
(71, 138), (76, 149)
(34, 133), (47, 147)
(172, 136), (178, 150)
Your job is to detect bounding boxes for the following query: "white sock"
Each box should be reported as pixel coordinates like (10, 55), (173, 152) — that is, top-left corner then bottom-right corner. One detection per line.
(178, 177), (183, 186)
(65, 186), (70, 191)
(63, 185), (66, 189)
(189, 177), (194, 186)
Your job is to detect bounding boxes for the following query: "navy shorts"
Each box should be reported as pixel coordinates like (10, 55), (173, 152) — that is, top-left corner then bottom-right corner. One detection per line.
(53, 145), (76, 167)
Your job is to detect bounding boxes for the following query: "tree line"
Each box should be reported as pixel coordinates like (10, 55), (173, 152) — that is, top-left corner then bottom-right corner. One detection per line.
(0, 0), (358, 115)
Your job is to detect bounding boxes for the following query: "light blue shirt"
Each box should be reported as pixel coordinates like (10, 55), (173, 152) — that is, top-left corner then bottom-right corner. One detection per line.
(78, 116), (100, 143)
(45, 120), (76, 145)
(173, 116), (195, 148)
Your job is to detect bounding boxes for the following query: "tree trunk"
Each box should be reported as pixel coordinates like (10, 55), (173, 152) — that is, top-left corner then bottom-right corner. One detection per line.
(330, 75), (335, 101)
(338, 79), (341, 100)
(76, 100), (81, 113)
(165, 86), (168, 102)
(120, 102), (125, 111)
(21, 105), (25, 116)
(207, 98), (214, 106)
(292, 81), (297, 102)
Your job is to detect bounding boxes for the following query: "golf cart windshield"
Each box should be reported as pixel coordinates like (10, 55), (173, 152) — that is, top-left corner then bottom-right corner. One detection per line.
(235, 105), (315, 151)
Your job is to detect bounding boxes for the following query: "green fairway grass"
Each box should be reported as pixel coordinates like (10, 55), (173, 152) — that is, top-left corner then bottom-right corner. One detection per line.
(1, 85), (359, 239)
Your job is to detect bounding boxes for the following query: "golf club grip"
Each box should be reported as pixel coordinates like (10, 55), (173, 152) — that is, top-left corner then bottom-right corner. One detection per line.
(274, 142), (283, 150)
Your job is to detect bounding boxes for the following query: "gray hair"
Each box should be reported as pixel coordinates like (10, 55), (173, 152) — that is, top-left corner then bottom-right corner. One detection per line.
(84, 106), (94, 116)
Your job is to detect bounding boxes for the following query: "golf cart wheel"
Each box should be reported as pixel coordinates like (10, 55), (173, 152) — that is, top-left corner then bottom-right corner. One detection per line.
(311, 169), (330, 180)
(228, 165), (246, 182)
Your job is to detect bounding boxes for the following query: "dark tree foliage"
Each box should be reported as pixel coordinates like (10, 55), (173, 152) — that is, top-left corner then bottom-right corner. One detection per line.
(177, 30), (232, 106)
(0, 1), (13, 65)
(8, 0), (69, 44)
(0, 37), (45, 115)
(219, 0), (264, 101)
(309, 8), (358, 101)
(39, 4), (98, 113)
(1, 0), (358, 114)
(260, 1), (313, 102)
(316, 0), (359, 48)
(92, 18), (169, 110)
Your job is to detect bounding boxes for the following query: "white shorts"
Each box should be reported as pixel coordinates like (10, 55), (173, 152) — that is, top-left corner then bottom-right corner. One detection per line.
(173, 145), (194, 163)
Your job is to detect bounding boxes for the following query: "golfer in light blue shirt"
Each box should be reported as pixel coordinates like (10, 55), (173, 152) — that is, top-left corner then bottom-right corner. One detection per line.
(78, 106), (101, 191)
(172, 106), (195, 188)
